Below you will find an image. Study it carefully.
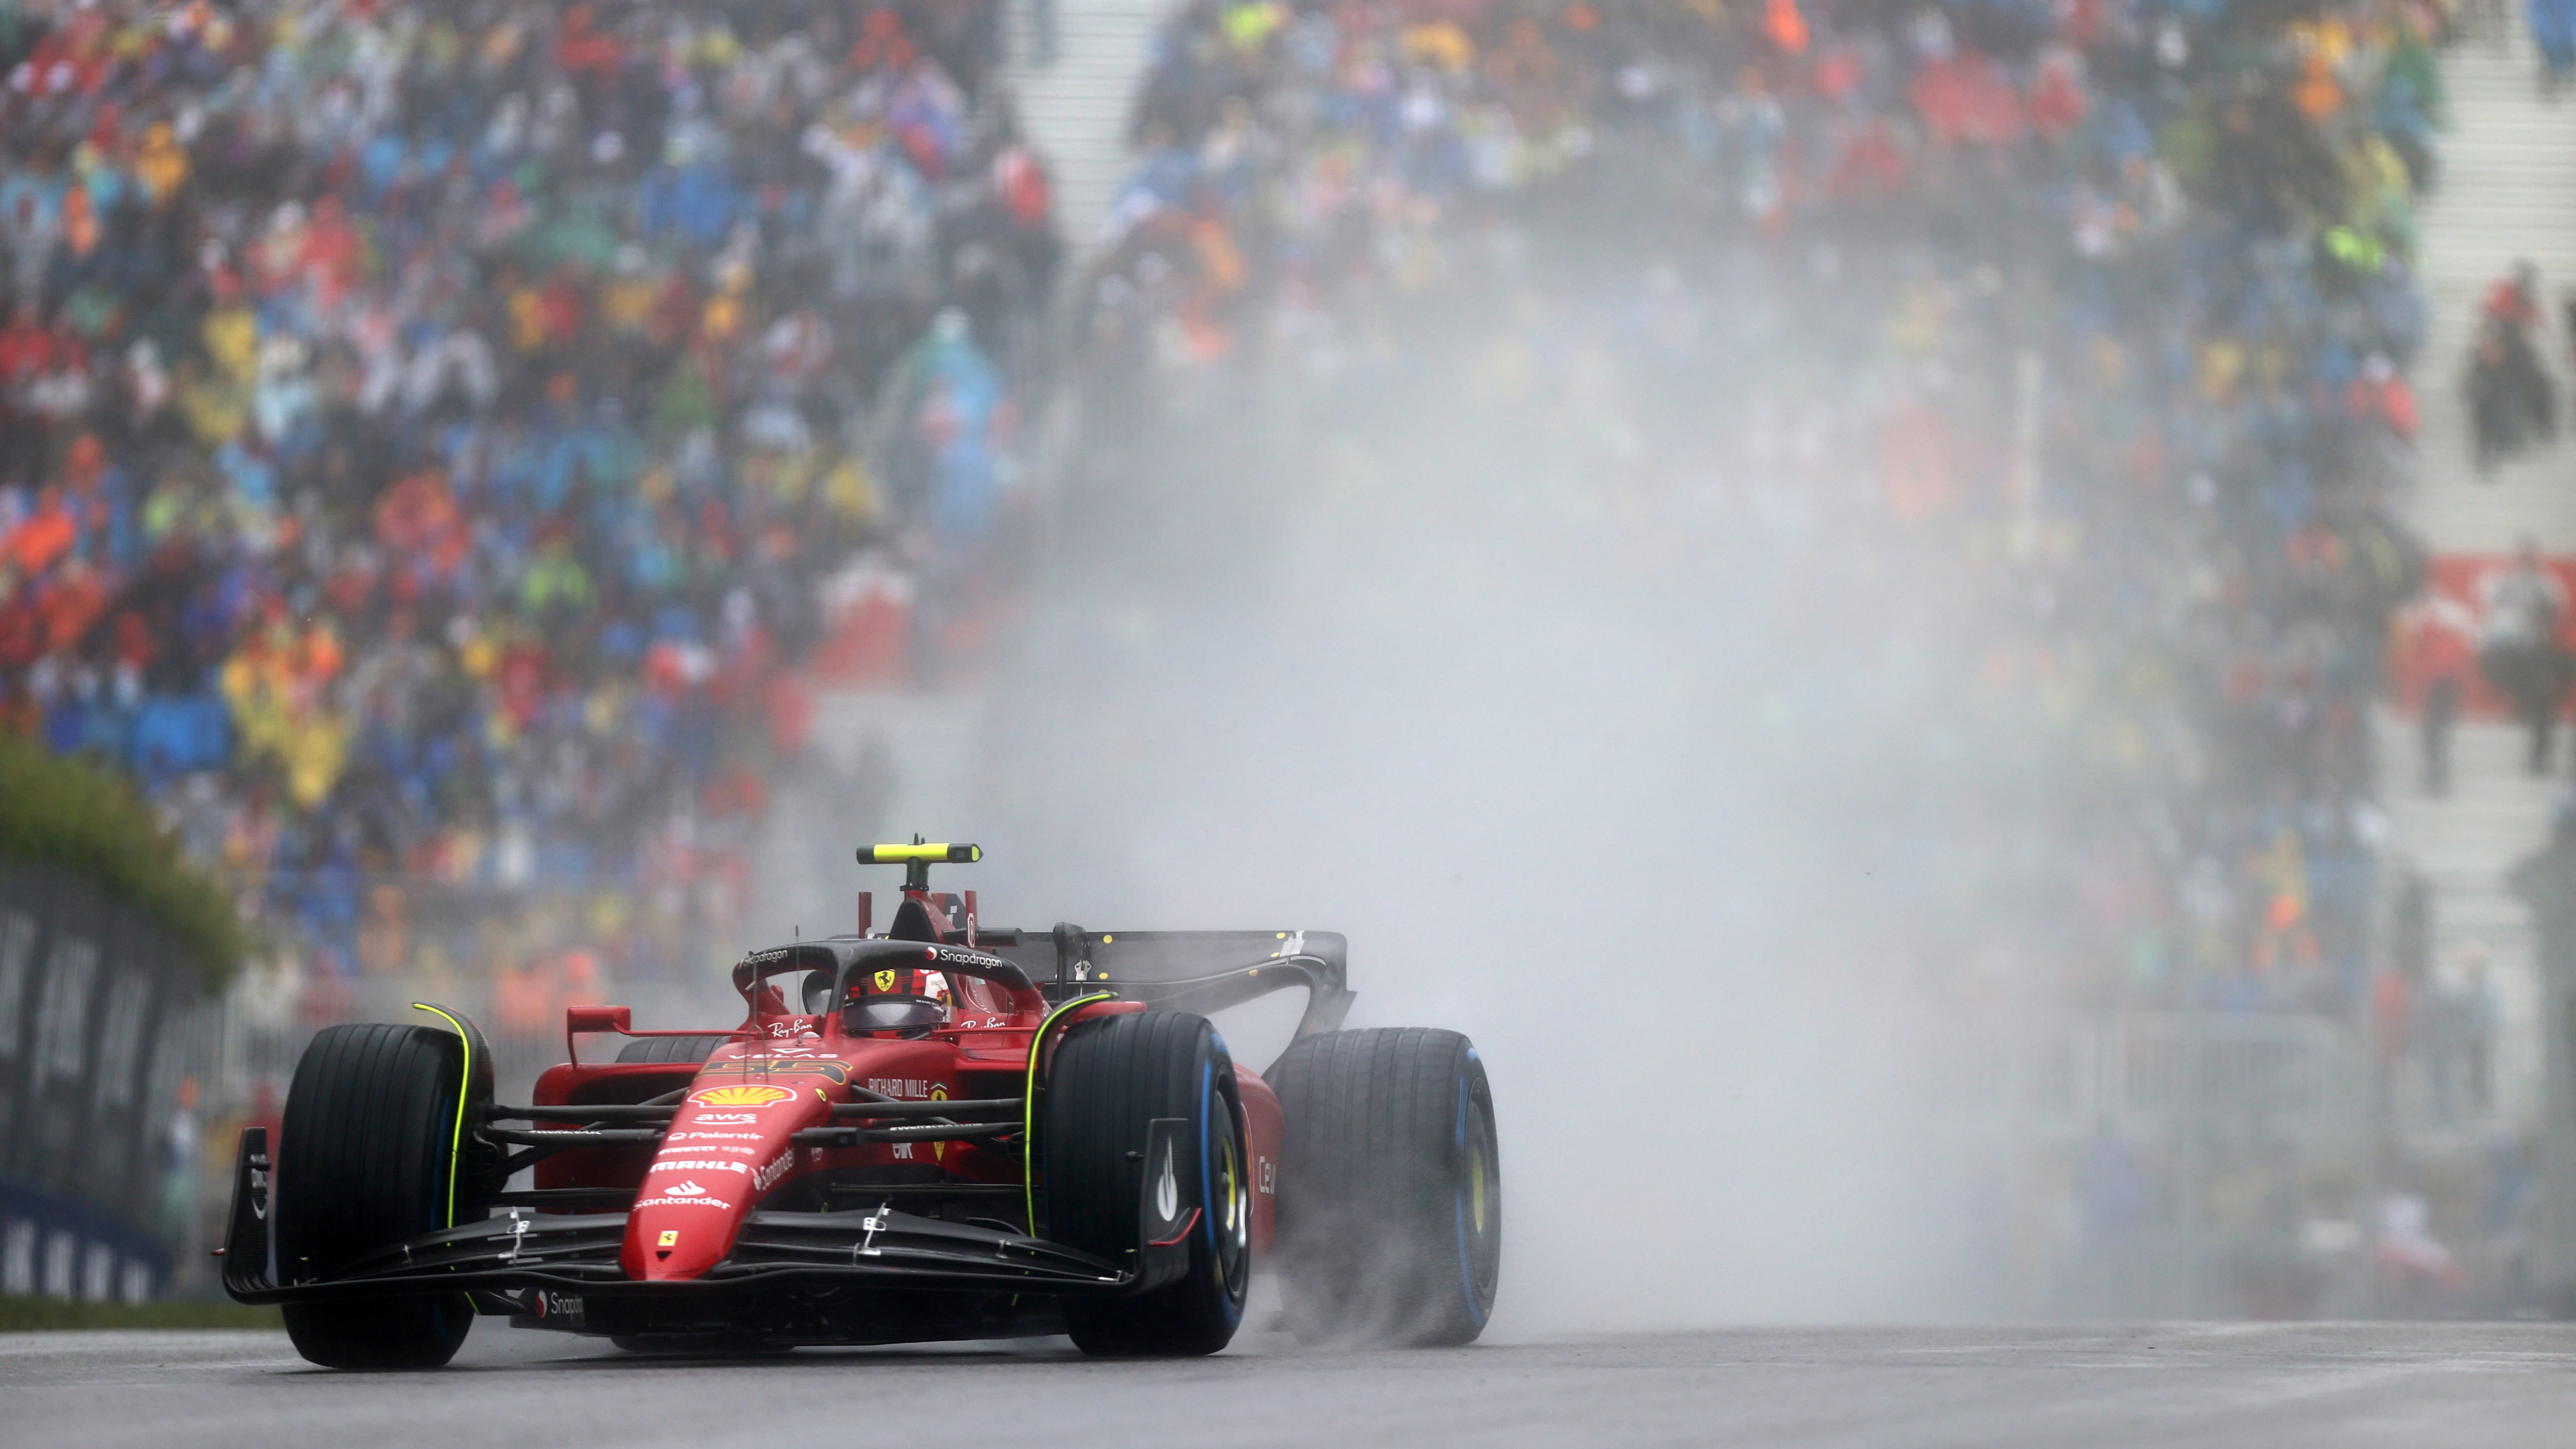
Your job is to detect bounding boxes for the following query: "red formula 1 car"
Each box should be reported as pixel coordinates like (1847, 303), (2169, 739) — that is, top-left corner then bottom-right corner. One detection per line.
(223, 842), (1500, 1369)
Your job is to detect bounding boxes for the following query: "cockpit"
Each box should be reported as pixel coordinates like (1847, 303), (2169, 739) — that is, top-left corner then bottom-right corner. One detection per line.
(801, 964), (951, 1037)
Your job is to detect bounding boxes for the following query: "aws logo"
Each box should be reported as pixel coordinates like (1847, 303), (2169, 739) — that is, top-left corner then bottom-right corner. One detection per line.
(688, 1085), (796, 1109)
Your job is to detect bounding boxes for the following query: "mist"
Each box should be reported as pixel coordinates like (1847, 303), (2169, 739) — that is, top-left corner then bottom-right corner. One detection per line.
(749, 246), (2049, 1333)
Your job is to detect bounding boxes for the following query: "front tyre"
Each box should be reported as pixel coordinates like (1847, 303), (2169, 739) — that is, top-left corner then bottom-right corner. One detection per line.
(275, 1022), (482, 1370)
(281, 1297), (475, 1372)
(1041, 1012), (1250, 1357)
(1271, 1028), (1500, 1345)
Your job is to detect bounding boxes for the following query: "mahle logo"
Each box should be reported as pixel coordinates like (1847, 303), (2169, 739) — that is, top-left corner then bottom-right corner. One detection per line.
(689, 1084), (796, 1108)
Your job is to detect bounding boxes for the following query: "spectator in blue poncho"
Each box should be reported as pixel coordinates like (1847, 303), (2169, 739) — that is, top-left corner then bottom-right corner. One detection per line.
(881, 309), (1007, 548)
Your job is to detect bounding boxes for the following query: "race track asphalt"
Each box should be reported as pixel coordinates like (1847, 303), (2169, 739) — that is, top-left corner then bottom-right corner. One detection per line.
(6, 1321), (2572, 1448)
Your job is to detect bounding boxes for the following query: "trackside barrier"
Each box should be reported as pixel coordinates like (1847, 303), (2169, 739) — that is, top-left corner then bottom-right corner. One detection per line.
(0, 1175), (168, 1302)
(1919, 1011), (2378, 1318)
(0, 863), (216, 1302)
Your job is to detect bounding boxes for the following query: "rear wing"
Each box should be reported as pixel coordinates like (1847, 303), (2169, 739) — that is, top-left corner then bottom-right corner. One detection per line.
(978, 927), (1356, 1046)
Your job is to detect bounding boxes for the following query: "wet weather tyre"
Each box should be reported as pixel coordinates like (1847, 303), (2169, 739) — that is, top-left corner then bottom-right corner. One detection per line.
(1041, 1012), (1251, 1357)
(1271, 1028), (1500, 1346)
(275, 1022), (478, 1370)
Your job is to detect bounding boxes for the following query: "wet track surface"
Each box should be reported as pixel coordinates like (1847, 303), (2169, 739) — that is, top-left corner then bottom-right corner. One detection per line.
(9, 1322), (2573, 1447)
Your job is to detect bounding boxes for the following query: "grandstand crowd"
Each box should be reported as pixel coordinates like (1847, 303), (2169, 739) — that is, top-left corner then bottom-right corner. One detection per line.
(0, 0), (2465, 1106)
(1080, 0), (2444, 1025)
(0, 1), (1053, 989)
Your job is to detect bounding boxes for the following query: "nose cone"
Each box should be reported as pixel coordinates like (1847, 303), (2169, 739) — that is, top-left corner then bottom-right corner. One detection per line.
(620, 1083), (822, 1280)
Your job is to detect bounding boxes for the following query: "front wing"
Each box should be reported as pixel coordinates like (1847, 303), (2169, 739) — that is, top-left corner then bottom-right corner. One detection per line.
(221, 1129), (1146, 1310)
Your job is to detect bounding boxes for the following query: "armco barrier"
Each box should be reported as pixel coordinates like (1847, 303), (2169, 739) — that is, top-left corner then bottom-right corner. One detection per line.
(0, 1175), (168, 1302)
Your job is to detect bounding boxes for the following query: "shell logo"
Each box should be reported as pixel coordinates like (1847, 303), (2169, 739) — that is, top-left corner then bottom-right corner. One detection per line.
(689, 1084), (796, 1108)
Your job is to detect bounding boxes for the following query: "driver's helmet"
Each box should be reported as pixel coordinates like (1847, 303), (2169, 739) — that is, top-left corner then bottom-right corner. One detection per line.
(843, 962), (950, 1035)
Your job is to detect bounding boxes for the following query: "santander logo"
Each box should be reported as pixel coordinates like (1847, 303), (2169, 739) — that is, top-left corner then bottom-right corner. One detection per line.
(663, 1180), (709, 1198)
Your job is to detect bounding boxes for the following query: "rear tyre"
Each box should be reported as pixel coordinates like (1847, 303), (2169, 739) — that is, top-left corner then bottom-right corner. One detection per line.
(1270, 1028), (1500, 1346)
(276, 1022), (481, 1370)
(1042, 1012), (1250, 1357)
